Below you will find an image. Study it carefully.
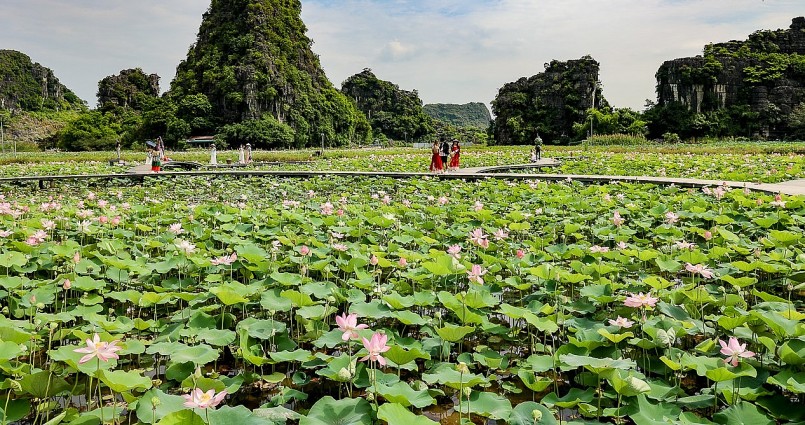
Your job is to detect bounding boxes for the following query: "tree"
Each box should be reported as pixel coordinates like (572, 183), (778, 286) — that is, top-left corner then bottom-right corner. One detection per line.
(57, 111), (120, 151)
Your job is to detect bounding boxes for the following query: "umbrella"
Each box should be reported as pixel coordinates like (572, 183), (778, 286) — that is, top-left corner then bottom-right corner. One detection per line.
(145, 140), (157, 148)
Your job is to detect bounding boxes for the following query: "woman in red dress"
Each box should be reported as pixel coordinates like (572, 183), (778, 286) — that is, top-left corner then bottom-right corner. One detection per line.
(449, 140), (461, 170)
(429, 140), (443, 173)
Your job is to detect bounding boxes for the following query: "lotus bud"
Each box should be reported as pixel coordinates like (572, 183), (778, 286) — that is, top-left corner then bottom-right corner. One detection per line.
(49, 322), (58, 330)
(365, 392), (375, 402)
(151, 397), (161, 407)
(36, 303), (45, 310)
(152, 379), (162, 387)
(532, 410), (543, 422)
(462, 387), (472, 397)
(456, 362), (469, 374)
(63, 279), (71, 290)
(337, 367), (353, 381)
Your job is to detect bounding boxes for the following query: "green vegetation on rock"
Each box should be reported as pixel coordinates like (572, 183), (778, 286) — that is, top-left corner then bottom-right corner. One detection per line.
(423, 103), (491, 129)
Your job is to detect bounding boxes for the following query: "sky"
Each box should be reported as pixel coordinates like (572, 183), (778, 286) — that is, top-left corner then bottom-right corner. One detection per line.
(0, 0), (802, 112)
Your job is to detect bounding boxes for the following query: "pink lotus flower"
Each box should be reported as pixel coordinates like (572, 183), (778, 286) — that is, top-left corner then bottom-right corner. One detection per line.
(299, 245), (311, 256)
(685, 263), (714, 279)
(335, 313), (369, 341)
(41, 219), (56, 230)
(183, 388), (227, 409)
(665, 211), (679, 224)
(770, 194), (786, 208)
(0, 230), (12, 238)
(381, 195), (391, 205)
(515, 249), (525, 259)
(175, 240), (196, 255)
(320, 202), (334, 215)
(360, 333), (390, 366)
(447, 244), (462, 259)
(468, 229), (487, 246)
(590, 245), (609, 253)
(493, 229), (508, 241)
(438, 196), (449, 205)
(370, 255), (379, 266)
(73, 333), (122, 364)
(98, 216), (109, 225)
(674, 241), (695, 250)
(612, 211), (624, 227)
(211, 253), (237, 266)
(63, 279), (72, 290)
(624, 292), (658, 308)
(703, 230), (713, 241)
(474, 201), (484, 211)
(478, 238), (489, 249)
(398, 257), (408, 267)
(110, 216), (121, 226)
(616, 241), (628, 250)
(169, 223), (183, 234)
(608, 316), (634, 328)
(719, 337), (755, 367)
(73, 252), (81, 263)
(332, 243), (348, 252)
(336, 209), (345, 216)
(402, 199), (411, 207)
(467, 264), (488, 285)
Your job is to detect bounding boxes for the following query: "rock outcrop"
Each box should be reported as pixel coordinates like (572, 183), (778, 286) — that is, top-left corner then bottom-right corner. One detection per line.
(491, 56), (605, 144)
(423, 103), (491, 128)
(656, 17), (805, 137)
(0, 50), (85, 111)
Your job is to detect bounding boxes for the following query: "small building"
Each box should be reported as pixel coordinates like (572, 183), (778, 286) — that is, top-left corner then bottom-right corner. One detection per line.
(186, 136), (215, 146)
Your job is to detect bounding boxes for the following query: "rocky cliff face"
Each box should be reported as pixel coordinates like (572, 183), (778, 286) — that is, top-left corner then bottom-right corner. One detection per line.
(492, 56), (605, 144)
(0, 50), (85, 111)
(656, 17), (805, 137)
(97, 68), (160, 112)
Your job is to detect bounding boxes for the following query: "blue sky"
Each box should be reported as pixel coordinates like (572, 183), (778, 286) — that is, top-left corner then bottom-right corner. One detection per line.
(0, 0), (802, 111)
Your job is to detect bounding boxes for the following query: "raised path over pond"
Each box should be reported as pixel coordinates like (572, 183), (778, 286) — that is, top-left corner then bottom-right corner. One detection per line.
(1, 159), (804, 196)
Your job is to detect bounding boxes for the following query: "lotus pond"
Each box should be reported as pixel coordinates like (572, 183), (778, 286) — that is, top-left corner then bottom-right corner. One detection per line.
(0, 172), (804, 425)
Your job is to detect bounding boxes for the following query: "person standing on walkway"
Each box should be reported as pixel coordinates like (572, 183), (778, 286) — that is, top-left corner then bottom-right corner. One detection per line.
(534, 134), (543, 160)
(115, 141), (121, 161)
(439, 137), (450, 172)
(150, 148), (161, 173)
(429, 140), (444, 173)
(449, 139), (461, 170)
(210, 143), (218, 165)
(238, 144), (246, 164)
(246, 143), (253, 163)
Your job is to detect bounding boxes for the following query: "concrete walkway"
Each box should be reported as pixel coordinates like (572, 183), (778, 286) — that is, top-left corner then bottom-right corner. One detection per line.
(7, 160), (802, 196)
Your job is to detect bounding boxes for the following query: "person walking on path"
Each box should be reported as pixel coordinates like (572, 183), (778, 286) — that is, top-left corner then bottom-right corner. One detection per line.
(210, 143), (218, 165)
(439, 137), (450, 172)
(449, 139), (461, 170)
(238, 144), (246, 164)
(429, 140), (444, 173)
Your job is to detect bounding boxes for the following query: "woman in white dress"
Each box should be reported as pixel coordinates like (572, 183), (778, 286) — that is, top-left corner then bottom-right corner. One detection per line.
(210, 143), (218, 165)
(238, 144), (245, 164)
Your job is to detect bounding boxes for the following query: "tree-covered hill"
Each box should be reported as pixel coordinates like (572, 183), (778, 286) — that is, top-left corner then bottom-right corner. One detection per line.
(340, 69), (433, 142)
(491, 56), (607, 145)
(423, 103), (491, 128)
(0, 50), (85, 112)
(168, 0), (370, 148)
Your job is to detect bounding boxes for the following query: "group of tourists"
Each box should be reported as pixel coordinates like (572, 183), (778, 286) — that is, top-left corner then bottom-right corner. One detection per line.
(429, 137), (461, 173)
(146, 137), (167, 172)
(210, 143), (252, 165)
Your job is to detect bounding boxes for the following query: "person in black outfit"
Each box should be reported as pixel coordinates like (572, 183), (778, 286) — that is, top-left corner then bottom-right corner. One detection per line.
(439, 138), (450, 171)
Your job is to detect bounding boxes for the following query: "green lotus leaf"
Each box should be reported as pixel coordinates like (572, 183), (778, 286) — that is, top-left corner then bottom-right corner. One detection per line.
(778, 338), (805, 365)
(383, 345), (430, 366)
(559, 354), (636, 374)
(381, 292), (415, 310)
(269, 349), (312, 363)
(155, 410), (205, 425)
(713, 401), (774, 425)
(99, 369), (152, 393)
(299, 396), (372, 425)
(135, 389), (187, 424)
(599, 328), (634, 343)
(170, 344), (219, 365)
(280, 290), (316, 308)
(629, 395), (681, 425)
(0, 399), (31, 424)
(391, 310), (427, 326)
(769, 230), (801, 246)
(422, 365), (488, 389)
(0, 276), (26, 290)
(541, 388), (595, 408)
(0, 341), (23, 361)
(0, 251), (28, 268)
(270, 271), (303, 287)
(375, 382), (436, 408)
(607, 370), (651, 396)
(377, 403), (439, 425)
(435, 323), (475, 342)
(455, 390), (512, 419)
(19, 371), (70, 398)
(507, 401), (556, 425)
(517, 370), (553, 393)
(210, 286), (250, 306)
